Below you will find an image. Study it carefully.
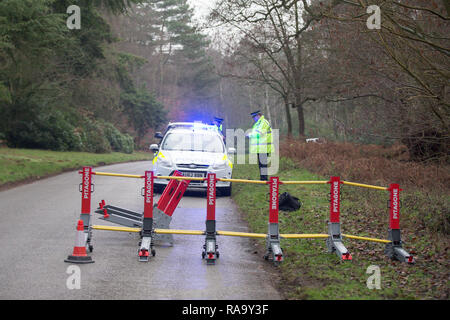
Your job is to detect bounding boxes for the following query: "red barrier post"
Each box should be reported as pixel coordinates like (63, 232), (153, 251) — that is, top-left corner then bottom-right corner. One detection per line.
(329, 176), (341, 223)
(80, 167), (92, 215)
(143, 171), (154, 220)
(203, 173), (218, 264)
(385, 183), (414, 263)
(265, 177), (283, 265)
(139, 170), (155, 261)
(326, 176), (351, 260)
(207, 173), (216, 222)
(78, 166), (93, 252)
(269, 177), (279, 224)
(388, 183), (401, 230)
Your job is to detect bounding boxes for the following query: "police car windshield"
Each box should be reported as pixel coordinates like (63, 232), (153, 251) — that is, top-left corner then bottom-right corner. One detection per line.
(162, 132), (224, 153)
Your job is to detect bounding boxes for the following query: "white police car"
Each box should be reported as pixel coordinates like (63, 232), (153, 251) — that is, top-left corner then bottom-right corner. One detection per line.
(150, 122), (235, 196)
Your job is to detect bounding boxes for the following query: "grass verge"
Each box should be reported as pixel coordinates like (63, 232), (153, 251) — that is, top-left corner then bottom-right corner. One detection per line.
(0, 147), (152, 188)
(231, 157), (449, 299)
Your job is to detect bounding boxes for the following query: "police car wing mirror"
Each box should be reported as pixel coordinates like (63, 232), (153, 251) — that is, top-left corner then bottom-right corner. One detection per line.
(228, 147), (236, 154)
(154, 132), (163, 139)
(150, 144), (159, 152)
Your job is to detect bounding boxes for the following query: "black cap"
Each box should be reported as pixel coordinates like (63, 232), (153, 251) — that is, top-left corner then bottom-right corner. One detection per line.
(250, 110), (261, 117)
(213, 117), (224, 123)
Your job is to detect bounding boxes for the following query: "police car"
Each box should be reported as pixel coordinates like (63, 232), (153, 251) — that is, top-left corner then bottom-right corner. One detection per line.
(150, 122), (234, 196)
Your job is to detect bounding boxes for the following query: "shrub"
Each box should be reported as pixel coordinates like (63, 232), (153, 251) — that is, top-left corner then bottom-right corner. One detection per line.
(5, 111), (79, 151)
(120, 133), (134, 154)
(101, 121), (134, 154)
(102, 122), (124, 151)
(77, 119), (111, 154)
(280, 138), (449, 193)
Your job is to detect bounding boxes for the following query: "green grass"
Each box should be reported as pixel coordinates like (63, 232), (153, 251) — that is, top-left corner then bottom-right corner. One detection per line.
(231, 157), (448, 300)
(0, 147), (152, 186)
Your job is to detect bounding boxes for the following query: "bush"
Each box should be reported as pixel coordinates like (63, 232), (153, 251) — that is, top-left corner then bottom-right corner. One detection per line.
(120, 133), (134, 154)
(101, 121), (134, 154)
(102, 122), (124, 151)
(1, 93), (136, 154)
(5, 111), (79, 151)
(77, 119), (111, 154)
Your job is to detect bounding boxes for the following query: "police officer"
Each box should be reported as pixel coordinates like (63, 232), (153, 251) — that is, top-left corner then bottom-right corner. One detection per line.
(248, 110), (273, 181)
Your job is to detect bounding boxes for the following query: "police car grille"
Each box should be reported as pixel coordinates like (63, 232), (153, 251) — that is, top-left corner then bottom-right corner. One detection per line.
(177, 164), (209, 169)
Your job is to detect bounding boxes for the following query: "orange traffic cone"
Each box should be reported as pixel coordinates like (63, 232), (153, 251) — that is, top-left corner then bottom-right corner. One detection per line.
(64, 220), (94, 264)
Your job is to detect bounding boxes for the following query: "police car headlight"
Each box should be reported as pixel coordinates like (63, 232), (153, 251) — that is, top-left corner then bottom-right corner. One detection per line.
(212, 160), (228, 170)
(159, 157), (173, 167)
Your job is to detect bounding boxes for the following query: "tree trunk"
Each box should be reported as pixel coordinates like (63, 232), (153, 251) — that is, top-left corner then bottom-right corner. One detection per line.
(444, 0), (450, 16)
(219, 79), (228, 125)
(294, 34), (305, 137)
(264, 84), (272, 123)
(247, 86), (254, 115)
(283, 96), (293, 137)
(296, 100), (305, 138)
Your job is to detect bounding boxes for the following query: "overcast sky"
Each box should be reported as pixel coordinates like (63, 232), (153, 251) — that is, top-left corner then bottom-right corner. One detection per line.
(187, 0), (216, 20)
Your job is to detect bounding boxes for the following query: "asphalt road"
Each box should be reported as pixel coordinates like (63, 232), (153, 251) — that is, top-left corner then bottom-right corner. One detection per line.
(0, 161), (282, 300)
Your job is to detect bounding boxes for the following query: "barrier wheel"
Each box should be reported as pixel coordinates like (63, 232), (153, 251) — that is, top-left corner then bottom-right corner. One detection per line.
(88, 245), (94, 253)
(151, 249), (156, 257)
(202, 252), (206, 259)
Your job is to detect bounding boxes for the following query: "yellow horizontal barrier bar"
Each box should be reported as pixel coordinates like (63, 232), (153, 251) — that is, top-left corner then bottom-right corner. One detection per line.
(154, 228), (205, 236)
(89, 171), (389, 192)
(342, 181), (388, 191)
(91, 226), (391, 244)
(281, 233), (329, 239)
(217, 230), (267, 238)
(93, 172), (144, 179)
(92, 225), (206, 236)
(281, 181), (328, 185)
(218, 178), (268, 185)
(342, 234), (391, 244)
(92, 225), (141, 233)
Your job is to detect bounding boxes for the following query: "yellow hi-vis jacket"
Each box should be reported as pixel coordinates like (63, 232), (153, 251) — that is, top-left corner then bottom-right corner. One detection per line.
(249, 116), (274, 154)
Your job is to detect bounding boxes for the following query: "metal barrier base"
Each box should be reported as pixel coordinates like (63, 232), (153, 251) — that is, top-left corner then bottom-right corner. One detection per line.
(385, 229), (415, 264)
(138, 236), (155, 262)
(152, 207), (174, 246)
(203, 239), (219, 265)
(95, 204), (173, 246)
(96, 205), (142, 228)
(265, 223), (283, 266)
(326, 223), (352, 261)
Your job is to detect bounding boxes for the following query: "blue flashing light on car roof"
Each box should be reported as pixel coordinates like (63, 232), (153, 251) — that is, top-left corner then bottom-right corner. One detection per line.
(193, 121), (208, 129)
(167, 121), (218, 133)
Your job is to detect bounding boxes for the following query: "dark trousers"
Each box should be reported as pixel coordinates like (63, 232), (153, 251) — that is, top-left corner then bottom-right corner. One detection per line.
(257, 153), (269, 181)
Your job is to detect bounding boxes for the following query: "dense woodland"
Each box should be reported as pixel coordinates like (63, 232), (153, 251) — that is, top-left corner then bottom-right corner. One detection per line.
(0, 0), (448, 161)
